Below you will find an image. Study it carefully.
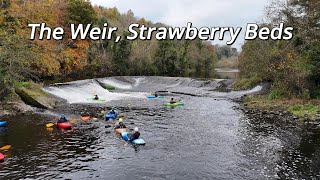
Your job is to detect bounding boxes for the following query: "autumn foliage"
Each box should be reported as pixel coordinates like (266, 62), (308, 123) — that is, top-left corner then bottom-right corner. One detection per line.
(0, 0), (218, 98)
(237, 0), (320, 98)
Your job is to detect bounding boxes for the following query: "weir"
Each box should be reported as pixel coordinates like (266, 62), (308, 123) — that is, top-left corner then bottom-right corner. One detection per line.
(43, 79), (145, 104)
(42, 76), (264, 104)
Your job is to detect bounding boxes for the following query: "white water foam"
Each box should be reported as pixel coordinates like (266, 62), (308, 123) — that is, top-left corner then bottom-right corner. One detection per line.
(43, 79), (145, 104)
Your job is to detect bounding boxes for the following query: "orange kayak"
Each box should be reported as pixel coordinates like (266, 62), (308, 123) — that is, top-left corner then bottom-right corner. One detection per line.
(115, 128), (126, 134)
(81, 116), (90, 121)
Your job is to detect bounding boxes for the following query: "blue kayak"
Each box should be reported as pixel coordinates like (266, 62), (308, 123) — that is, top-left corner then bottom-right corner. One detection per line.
(105, 111), (119, 120)
(0, 121), (7, 127)
(121, 132), (145, 145)
(147, 95), (163, 99)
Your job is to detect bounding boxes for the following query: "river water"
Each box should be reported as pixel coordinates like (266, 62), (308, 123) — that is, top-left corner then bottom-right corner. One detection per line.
(0, 76), (320, 179)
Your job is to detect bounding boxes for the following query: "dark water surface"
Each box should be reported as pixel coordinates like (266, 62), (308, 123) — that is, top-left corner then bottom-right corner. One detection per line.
(1, 77), (320, 179)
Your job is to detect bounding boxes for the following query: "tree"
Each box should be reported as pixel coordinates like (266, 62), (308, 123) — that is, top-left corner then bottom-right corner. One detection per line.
(154, 40), (178, 76)
(112, 31), (132, 76)
(66, 0), (97, 25)
(0, 34), (38, 99)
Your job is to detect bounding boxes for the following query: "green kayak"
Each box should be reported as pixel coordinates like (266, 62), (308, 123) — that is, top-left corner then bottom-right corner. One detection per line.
(164, 102), (184, 107)
(86, 98), (106, 102)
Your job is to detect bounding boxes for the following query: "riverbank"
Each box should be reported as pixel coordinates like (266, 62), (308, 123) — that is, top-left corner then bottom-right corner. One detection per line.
(234, 93), (320, 130)
(244, 95), (320, 120)
(0, 82), (60, 117)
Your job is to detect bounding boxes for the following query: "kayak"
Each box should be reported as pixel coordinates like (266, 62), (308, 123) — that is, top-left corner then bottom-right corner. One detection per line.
(0, 121), (7, 127)
(81, 116), (90, 121)
(0, 153), (4, 162)
(164, 102), (184, 107)
(57, 122), (72, 129)
(105, 112), (119, 120)
(147, 95), (164, 99)
(115, 128), (127, 134)
(121, 132), (145, 145)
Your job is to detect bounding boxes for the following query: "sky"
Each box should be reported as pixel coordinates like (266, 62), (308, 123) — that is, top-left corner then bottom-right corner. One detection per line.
(90, 0), (271, 49)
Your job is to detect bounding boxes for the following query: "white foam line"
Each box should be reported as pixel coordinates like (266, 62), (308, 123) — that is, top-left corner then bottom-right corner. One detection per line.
(44, 81), (145, 104)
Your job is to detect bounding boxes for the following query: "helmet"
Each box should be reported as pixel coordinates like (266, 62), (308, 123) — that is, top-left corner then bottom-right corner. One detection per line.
(119, 118), (123, 122)
(61, 114), (65, 117)
(134, 127), (139, 132)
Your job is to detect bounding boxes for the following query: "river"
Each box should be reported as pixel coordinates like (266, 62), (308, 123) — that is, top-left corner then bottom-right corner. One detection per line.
(0, 76), (319, 179)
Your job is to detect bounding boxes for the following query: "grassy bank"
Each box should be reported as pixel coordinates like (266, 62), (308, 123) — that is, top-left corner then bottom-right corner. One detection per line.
(14, 81), (59, 109)
(244, 95), (320, 120)
(232, 77), (261, 91)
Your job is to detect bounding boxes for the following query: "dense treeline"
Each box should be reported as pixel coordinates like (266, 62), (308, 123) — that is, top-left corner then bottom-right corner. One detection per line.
(236, 0), (320, 98)
(0, 0), (221, 99)
(215, 45), (239, 68)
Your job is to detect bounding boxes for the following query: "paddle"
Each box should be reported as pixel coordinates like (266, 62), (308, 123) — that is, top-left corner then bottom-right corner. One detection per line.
(46, 123), (55, 128)
(70, 119), (77, 123)
(0, 145), (11, 151)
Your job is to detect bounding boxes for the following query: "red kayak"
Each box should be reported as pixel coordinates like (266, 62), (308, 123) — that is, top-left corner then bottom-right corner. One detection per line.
(0, 153), (4, 162)
(57, 122), (72, 129)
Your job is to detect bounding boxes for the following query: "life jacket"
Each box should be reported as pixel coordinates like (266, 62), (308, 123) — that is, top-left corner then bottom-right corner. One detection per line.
(81, 112), (90, 117)
(119, 122), (126, 128)
(58, 117), (67, 123)
(131, 132), (140, 140)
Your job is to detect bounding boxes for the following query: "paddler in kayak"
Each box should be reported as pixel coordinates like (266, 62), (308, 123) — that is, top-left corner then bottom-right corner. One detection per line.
(170, 98), (176, 104)
(57, 114), (68, 123)
(154, 92), (158, 98)
(109, 107), (118, 115)
(80, 109), (90, 117)
(169, 97), (181, 104)
(94, 95), (99, 100)
(128, 127), (140, 141)
(114, 118), (126, 129)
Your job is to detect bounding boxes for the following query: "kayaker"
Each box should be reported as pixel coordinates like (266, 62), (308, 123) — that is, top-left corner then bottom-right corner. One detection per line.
(154, 92), (158, 97)
(81, 110), (90, 117)
(109, 107), (117, 114)
(94, 95), (99, 100)
(57, 114), (68, 123)
(170, 98), (176, 104)
(114, 118), (126, 129)
(128, 127), (140, 141)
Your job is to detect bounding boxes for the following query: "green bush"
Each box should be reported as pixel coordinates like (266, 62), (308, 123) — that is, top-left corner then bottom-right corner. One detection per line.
(268, 88), (285, 100)
(232, 76), (261, 90)
(15, 81), (32, 88)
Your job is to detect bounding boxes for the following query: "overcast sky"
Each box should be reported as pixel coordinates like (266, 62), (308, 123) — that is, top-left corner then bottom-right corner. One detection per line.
(91, 0), (271, 49)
